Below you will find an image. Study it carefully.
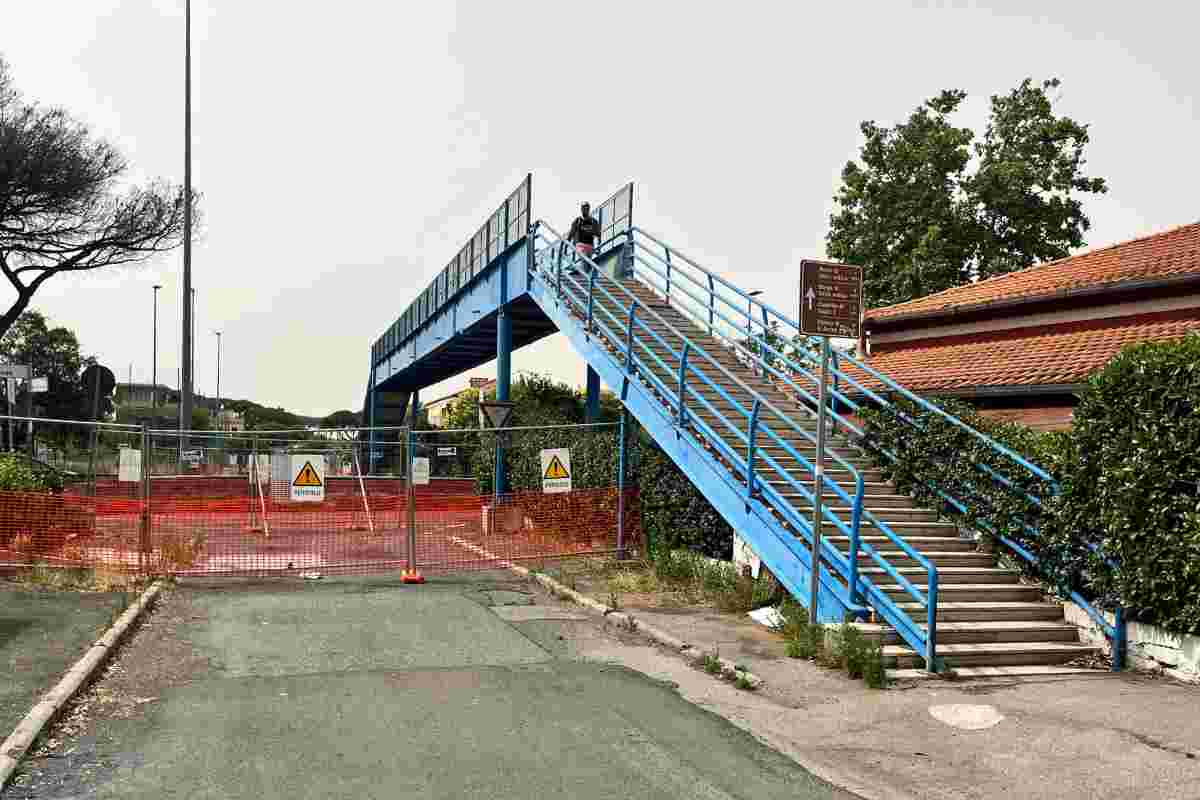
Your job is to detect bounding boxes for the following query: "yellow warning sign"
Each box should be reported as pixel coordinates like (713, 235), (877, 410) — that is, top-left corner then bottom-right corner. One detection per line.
(293, 461), (323, 487)
(539, 447), (572, 494)
(543, 455), (570, 480)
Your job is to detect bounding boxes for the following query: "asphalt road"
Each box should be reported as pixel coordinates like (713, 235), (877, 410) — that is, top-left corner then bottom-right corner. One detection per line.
(4, 574), (852, 799)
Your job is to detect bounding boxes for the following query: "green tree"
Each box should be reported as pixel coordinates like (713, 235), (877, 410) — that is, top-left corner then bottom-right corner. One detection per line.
(0, 57), (193, 340)
(0, 309), (93, 420)
(827, 78), (1107, 307)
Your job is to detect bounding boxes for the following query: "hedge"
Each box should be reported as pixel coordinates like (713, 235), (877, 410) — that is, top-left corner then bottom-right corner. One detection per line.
(858, 333), (1200, 636)
(1053, 335), (1200, 635)
(0, 454), (65, 493)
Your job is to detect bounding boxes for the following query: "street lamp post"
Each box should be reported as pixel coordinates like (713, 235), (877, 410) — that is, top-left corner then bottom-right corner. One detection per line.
(214, 330), (221, 429)
(152, 284), (162, 410)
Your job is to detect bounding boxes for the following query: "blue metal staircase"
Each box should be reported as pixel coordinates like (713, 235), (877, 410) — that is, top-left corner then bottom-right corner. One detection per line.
(526, 221), (1113, 674)
(527, 223), (945, 668)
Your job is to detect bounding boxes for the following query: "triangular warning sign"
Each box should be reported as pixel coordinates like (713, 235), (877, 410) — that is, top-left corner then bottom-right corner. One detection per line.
(543, 455), (570, 480)
(293, 461), (323, 487)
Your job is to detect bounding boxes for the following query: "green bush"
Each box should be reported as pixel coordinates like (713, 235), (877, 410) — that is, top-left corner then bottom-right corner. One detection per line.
(1053, 335), (1200, 635)
(859, 333), (1200, 636)
(0, 454), (64, 493)
(638, 440), (734, 560)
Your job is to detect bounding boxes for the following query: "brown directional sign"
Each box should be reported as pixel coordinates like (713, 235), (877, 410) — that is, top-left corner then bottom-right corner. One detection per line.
(799, 260), (863, 338)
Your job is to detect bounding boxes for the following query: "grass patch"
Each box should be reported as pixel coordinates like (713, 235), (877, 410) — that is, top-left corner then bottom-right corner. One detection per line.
(700, 651), (723, 675)
(734, 674), (757, 691)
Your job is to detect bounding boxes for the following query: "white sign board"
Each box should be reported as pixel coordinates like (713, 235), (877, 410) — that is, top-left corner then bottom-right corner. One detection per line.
(30, 376), (48, 393)
(539, 448), (572, 494)
(289, 454), (326, 502)
(436, 446), (457, 457)
(0, 364), (31, 380)
(412, 457), (431, 486)
(117, 447), (142, 483)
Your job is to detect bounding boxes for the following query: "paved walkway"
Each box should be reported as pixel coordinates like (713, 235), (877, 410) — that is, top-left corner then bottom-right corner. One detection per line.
(3, 574), (851, 799)
(0, 585), (131, 740)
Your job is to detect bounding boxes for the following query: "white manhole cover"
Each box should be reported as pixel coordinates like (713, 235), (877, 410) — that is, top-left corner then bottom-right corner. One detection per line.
(928, 704), (1005, 730)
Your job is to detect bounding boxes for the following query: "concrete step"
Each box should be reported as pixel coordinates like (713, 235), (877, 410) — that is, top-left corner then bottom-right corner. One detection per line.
(859, 566), (1020, 585)
(884, 641), (1100, 669)
(838, 551), (997, 569)
(790, 506), (940, 523)
(827, 535), (979, 553)
(887, 664), (1105, 680)
(875, 583), (1044, 604)
(766, 485), (908, 503)
(889, 601), (1065, 623)
(856, 621), (1082, 645)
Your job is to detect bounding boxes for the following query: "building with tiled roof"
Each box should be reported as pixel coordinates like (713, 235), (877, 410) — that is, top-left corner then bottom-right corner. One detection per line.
(853, 221), (1200, 430)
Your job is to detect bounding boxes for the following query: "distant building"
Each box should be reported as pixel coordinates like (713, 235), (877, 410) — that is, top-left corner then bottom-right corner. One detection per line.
(851, 221), (1200, 431)
(425, 378), (496, 427)
(115, 382), (176, 407)
(216, 409), (244, 432)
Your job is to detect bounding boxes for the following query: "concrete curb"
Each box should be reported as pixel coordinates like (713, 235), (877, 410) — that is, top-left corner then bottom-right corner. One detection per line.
(0, 579), (165, 791)
(517, 565), (765, 690)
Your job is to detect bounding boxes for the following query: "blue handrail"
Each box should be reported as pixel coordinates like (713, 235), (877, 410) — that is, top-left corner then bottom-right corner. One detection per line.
(532, 222), (941, 668)
(629, 224), (1122, 671)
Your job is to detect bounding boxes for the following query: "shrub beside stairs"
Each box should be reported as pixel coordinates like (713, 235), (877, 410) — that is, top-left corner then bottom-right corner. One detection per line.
(579, 274), (1102, 678)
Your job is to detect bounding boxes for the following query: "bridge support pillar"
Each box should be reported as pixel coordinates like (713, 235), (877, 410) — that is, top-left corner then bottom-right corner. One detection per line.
(367, 378), (376, 476)
(495, 297), (512, 497)
(585, 365), (601, 422)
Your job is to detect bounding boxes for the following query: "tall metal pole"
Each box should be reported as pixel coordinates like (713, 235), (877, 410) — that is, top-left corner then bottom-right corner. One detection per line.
(152, 285), (161, 410)
(178, 0), (193, 455)
(808, 337), (831, 624)
(180, 0), (194, 464)
(214, 330), (221, 424)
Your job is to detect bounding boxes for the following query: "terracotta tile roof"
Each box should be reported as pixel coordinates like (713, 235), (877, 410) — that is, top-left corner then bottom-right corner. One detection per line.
(841, 310), (1200, 395)
(866, 221), (1200, 323)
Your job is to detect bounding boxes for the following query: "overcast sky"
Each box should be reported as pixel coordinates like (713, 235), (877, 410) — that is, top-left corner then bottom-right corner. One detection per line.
(4, 1), (1197, 416)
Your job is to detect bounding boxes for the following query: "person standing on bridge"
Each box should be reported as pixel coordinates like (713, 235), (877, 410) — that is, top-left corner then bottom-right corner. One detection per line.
(567, 202), (601, 265)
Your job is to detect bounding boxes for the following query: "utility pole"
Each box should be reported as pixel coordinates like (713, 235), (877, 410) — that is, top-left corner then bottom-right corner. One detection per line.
(180, 0), (194, 452)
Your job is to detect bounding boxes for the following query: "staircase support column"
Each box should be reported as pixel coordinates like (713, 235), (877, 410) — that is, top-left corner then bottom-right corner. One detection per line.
(585, 365), (601, 422)
(496, 261), (512, 496)
(616, 407), (628, 560)
(367, 374), (376, 476)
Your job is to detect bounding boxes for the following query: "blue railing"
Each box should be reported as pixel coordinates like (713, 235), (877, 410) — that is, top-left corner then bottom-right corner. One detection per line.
(627, 226), (1124, 671)
(531, 222), (941, 669)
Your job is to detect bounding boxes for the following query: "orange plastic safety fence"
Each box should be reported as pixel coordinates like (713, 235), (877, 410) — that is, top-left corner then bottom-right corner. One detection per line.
(0, 481), (640, 578)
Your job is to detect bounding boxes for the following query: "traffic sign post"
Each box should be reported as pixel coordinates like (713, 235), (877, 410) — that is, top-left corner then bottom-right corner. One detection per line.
(797, 260), (864, 624)
(799, 260), (863, 339)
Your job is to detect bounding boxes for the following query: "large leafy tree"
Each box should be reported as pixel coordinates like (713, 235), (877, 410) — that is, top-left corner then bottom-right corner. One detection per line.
(0, 309), (92, 419)
(827, 78), (1107, 307)
(0, 56), (192, 338)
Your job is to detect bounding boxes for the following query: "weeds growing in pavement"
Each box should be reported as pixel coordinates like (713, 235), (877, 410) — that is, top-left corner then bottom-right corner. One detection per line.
(701, 651), (723, 675)
(863, 640), (888, 689)
(734, 674), (757, 691)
